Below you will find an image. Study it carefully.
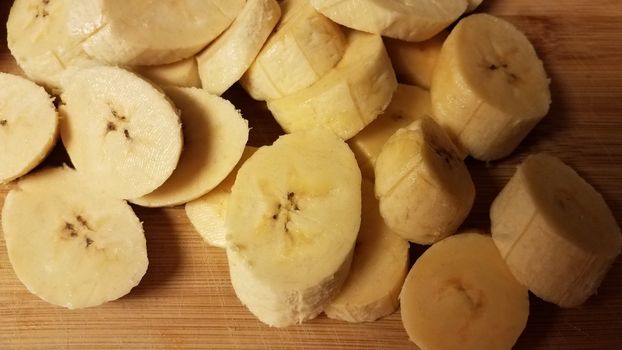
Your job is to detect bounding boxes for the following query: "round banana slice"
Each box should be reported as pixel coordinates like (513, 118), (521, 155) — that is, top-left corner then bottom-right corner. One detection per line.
(133, 57), (201, 88)
(1, 167), (148, 309)
(309, 0), (467, 42)
(197, 0), (281, 95)
(491, 153), (622, 307)
(240, 0), (346, 101)
(324, 180), (409, 323)
(59, 66), (183, 200)
(400, 232), (529, 350)
(226, 128), (361, 327)
(375, 116), (475, 244)
(431, 14), (551, 160)
(0, 73), (58, 184)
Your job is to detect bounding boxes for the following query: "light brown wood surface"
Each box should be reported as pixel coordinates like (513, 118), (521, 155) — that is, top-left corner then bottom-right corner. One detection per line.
(2, 0), (622, 349)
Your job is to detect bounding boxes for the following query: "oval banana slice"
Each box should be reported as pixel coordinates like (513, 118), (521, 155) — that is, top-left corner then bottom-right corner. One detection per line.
(133, 57), (201, 88)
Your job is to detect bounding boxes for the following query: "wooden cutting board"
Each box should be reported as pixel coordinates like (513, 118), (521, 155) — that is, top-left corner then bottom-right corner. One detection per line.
(1, 1), (622, 349)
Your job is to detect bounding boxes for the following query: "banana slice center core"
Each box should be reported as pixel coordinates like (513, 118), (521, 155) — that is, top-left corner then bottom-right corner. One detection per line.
(104, 105), (132, 141)
(59, 214), (98, 249)
(484, 61), (520, 84)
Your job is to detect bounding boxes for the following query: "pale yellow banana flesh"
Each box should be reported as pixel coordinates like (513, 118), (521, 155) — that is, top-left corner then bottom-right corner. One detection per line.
(133, 57), (201, 88)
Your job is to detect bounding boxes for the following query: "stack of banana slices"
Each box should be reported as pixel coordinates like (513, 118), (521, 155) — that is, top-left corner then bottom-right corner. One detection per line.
(1, 0), (620, 349)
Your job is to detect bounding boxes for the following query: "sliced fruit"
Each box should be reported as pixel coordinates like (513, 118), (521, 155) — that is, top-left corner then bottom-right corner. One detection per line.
(133, 57), (201, 88)
(1, 167), (148, 309)
(0, 73), (58, 184)
(491, 153), (622, 307)
(226, 128), (361, 327)
(430, 14), (551, 160)
(375, 117), (475, 244)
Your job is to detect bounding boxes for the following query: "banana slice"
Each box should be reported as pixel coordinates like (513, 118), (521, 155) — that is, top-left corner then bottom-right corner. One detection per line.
(267, 30), (397, 140)
(400, 232), (529, 350)
(430, 14), (551, 160)
(133, 57), (201, 88)
(1, 167), (148, 309)
(69, 0), (245, 66)
(324, 180), (409, 323)
(240, 0), (346, 101)
(491, 154), (622, 307)
(59, 66), (183, 200)
(197, 0), (281, 96)
(375, 117), (475, 244)
(185, 147), (257, 248)
(0, 73), (58, 184)
(133, 87), (249, 207)
(309, 0), (467, 42)
(226, 128), (361, 327)
(349, 84), (433, 180)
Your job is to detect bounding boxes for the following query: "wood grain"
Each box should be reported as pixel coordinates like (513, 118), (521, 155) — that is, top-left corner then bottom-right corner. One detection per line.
(2, 0), (622, 349)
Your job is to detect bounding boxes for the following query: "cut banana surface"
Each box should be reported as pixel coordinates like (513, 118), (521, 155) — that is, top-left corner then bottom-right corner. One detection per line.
(1, 167), (148, 309)
(375, 117), (475, 244)
(133, 57), (201, 88)
(240, 0), (346, 101)
(59, 66), (183, 200)
(310, 0), (467, 42)
(491, 153), (622, 307)
(400, 232), (529, 350)
(0, 73), (58, 184)
(267, 30), (397, 140)
(226, 128), (361, 327)
(431, 14), (551, 160)
(197, 0), (281, 96)
(324, 180), (409, 323)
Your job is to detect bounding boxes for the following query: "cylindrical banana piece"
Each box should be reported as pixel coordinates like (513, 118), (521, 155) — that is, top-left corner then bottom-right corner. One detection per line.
(491, 153), (622, 307)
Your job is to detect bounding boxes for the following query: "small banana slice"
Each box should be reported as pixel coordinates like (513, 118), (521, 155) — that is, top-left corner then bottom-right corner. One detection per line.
(240, 0), (346, 101)
(400, 232), (529, 350)
(324, 180), (409, 323)
(0, 73), (58, 184)
(491, 154), (622, 307)
(431, 14), (551, 160)
(349, 84), (433, 180)
(375, 117), (475, 244)
(309, 0), (467, 42)
(133, 57), (201, 88)
(1, 167), (148, 309)
(197, 0), (281, 96)
(59, 66), (183, 200)
(267, 30), (397, 140)
(185, 147), (257, 248)
(226, 128), (361, 327)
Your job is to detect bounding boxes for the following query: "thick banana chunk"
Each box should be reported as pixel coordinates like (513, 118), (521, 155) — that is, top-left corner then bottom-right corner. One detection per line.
(240, 0), (346, 101)
(69, 0), (245, 66)
(268, 31), (397, 140)
(401, 232), (529, 350)
(1, 167), (148, 309)
(133, 57), (201, 88)
(324, 180), (409, 323)
(349, 84), (433, 180)
(197, 0), (281, 96)
(59, 66), (183, 200)
(0, 73), (58, 184)
(309, 0), (467, 42)
(375, 117), (475, 244)
(226, 128), (361, 327)
(431, 14), (551, 160)
(491, 154), (622, 307)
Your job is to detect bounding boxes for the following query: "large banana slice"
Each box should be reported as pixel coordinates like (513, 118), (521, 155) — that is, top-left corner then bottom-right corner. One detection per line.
(69, 0), (245, 66)
(491, 153), (622, 307)
(59, 66), (183, 200)
(133, 57), (201, 88)
(185, 147), (257, 248)
(430, 14), (551, 160)
(0, 73), (58, 184)
(239, 0), (346, 101)
(1, 167), (148, 309)
(267, 30), (397, 140)
(197, 0), (281, 96)
(133, 87), (249, 207)
(400, 232), (529, 350)
(348, 84), (433, 180)
(324, 180), (409, 323)
(226, 128), (361, 327)
(309, 0), (467, 42)
(375, 117), (475, 244)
